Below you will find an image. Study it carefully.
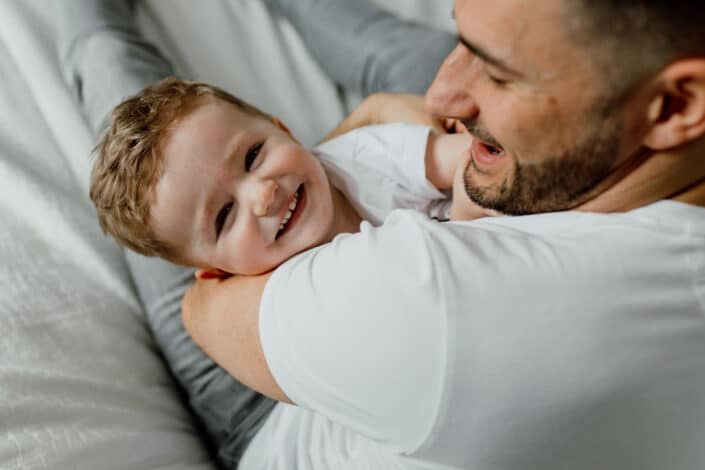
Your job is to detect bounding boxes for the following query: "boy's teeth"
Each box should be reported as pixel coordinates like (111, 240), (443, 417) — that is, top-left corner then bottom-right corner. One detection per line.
(278, 190), (300, 232)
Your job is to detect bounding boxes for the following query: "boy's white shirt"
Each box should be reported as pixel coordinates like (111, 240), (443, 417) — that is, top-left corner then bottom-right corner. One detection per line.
(316, 122), (451, 225)
(242, 124), (705, 469)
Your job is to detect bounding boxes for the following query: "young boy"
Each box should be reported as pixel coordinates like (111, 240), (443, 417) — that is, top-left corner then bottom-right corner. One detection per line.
(90, 77), (482, 278)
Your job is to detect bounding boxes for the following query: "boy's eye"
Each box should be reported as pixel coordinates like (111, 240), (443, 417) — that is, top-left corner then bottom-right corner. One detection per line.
(215, 201), (233, 239)
(245, 142), (263, 171)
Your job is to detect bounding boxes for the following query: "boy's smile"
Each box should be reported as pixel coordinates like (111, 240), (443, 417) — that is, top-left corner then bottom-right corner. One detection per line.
(151, 100), (337, 275)
(276, 185), (306, 239)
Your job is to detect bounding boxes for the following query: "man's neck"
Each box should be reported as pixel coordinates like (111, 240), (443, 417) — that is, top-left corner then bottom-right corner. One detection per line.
(576, 137), (705, 213)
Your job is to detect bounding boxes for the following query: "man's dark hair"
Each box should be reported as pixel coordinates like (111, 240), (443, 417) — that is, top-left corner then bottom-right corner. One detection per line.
(569, 1), (705, 88)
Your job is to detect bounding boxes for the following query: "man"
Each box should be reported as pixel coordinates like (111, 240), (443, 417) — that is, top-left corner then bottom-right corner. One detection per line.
(183, 1), (705, 469)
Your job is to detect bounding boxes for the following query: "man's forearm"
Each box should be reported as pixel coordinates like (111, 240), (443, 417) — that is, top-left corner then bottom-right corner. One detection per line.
(181, 273), (292, 404)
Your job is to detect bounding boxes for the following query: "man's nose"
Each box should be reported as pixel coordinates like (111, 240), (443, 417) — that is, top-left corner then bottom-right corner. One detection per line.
(425, 43), (480, 121)
(248, 179), (278, 217)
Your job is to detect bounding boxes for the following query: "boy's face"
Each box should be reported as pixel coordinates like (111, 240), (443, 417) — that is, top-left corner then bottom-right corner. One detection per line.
(151, 100), (335, 275)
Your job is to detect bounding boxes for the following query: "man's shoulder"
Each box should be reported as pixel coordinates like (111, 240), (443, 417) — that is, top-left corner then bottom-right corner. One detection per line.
(269, 202), (705, 304)
(279, 203), (695, 270)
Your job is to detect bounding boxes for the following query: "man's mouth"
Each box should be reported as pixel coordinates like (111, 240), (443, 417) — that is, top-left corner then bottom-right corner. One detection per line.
(276, 184), (305, 239)
(470, 138), (506, 172)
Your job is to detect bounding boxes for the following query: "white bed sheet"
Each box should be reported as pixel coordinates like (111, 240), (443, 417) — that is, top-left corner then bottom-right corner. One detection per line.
(0, 1), (453, 468)
(0, 2), (215, 468)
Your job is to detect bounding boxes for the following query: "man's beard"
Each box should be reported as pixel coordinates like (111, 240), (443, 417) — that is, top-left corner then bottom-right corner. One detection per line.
(463, 115), (622, 215)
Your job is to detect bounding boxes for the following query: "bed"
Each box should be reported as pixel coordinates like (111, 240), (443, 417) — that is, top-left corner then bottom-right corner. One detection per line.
(0, 1), (453, 468)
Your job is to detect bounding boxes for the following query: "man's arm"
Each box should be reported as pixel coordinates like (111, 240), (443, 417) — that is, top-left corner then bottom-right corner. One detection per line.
(181, 273), (292, 404)
(180, 213), (449, 452)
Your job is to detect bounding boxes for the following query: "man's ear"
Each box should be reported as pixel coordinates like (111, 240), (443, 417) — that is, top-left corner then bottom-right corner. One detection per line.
(271, 117), (294, 138)
(643, 59), (705, 150)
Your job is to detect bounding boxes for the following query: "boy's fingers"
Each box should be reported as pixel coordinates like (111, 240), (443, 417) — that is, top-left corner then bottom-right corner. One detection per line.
(195, 268), (233, 280)
(195, 269), (221, 280)
(442, 118), (467, 134)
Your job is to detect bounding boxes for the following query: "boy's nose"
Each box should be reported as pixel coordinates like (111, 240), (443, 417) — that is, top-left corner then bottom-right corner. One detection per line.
(251, 179), (278, 217)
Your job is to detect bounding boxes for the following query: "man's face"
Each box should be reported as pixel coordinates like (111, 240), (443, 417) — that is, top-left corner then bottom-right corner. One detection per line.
(151, 100), (335, 275)
(427, 0), (633, 215)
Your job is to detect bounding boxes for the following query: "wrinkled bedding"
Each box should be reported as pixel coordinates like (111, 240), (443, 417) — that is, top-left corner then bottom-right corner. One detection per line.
(0, 1), (452, 468)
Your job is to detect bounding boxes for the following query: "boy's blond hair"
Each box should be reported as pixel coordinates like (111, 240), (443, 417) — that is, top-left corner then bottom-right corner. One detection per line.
(90, 77), (270, 262)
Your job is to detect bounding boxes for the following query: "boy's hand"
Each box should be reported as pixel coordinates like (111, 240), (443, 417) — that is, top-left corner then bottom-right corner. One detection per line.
(449, 147), (497, 221)
(425, 130), (473, 191)
(194, 268), (232, 280)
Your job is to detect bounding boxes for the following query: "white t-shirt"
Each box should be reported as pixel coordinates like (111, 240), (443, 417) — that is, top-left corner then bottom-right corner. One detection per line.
(316, 122), (451, 224)
(241, 127), (705, 469)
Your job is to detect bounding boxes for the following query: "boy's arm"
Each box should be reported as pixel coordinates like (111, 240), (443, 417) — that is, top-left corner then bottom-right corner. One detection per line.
(181, 273), (292, 404)
(427, 131), (492, 220)
(322, 92), (446, 142)
(324, 92), (471, 192)
(425, 130), (472, 191)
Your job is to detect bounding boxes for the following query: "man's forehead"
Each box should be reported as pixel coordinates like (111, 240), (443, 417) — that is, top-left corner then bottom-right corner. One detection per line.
(453, 0), (574, 79)
(453, 0), (565, 32)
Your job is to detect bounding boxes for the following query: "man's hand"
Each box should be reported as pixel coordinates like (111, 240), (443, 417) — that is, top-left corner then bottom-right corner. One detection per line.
(323, 92), (454, 142)
(182, 273), (292, 404)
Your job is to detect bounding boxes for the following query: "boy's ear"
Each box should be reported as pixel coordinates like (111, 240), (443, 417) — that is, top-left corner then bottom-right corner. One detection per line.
(643, 59), (705, 150)
(195, 268), (231, 280)
(271, 117), (294, 138)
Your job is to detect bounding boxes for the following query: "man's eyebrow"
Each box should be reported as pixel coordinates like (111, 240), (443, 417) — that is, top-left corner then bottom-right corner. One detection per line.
(457, 34), (523, 77)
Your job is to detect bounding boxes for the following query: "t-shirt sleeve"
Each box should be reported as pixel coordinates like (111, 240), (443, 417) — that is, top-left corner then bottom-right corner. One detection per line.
(259, 205), (705, 467)
(315, 123), (451, 223)
(258, 212), (448, 453)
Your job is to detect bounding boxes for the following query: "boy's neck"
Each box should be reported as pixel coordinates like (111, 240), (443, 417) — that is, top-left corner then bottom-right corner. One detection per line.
(329, 187), (362, 239)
